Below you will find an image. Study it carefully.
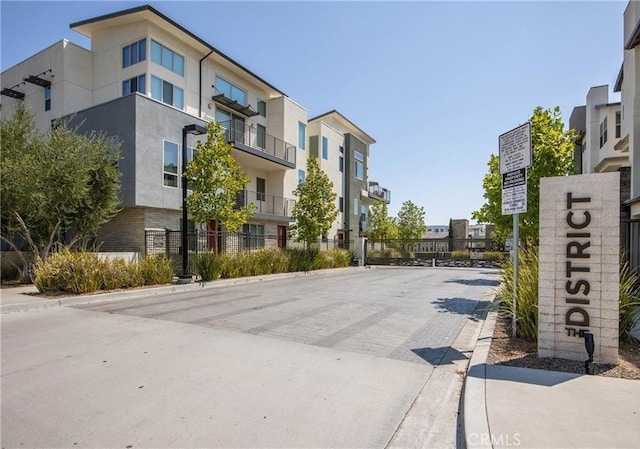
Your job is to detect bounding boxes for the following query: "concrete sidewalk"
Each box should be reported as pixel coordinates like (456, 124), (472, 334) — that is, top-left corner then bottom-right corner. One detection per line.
(464, 312), (640, 449)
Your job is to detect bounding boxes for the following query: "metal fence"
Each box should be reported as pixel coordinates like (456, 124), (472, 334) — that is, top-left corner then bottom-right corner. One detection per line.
(144, 229), (353, 274)
(366, 238), (508, 269)
(621, 219), (640, 276)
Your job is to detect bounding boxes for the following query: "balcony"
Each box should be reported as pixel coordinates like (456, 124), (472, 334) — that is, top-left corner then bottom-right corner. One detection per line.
(368, 182), (391, 203)
(235, 189), (296, 221)
(219, 120), (296, 169)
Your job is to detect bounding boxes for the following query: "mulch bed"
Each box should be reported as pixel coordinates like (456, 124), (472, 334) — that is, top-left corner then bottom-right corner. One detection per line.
(487, 312), (640, 380)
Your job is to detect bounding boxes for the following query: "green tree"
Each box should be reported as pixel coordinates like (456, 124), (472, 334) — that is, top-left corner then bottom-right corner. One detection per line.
(185, 121), (253, 232)
(368, 202), (398, 242)
(396, 200), (427, 252)
(472, 106), (576, 243)
(290, 157), (338, 248)
(0, 108), (121, 280)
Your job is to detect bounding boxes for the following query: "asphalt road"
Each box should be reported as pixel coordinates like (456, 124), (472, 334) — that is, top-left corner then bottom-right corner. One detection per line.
(1, 267), (499, 449)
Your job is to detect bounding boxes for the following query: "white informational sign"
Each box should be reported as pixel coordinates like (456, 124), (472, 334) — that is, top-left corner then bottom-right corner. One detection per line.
(502, 168), (527, 215)
(499, 123), (531, 174)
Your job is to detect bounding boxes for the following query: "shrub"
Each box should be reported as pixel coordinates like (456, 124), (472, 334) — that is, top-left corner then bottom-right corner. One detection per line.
(1, 264), (20, 283)
(196, 251), (221, 282)
(619, 259), (640, 343)
(368, 248), (403, 258)
(483, 251), (507, 261)
(287, 248), (319, 272)
(451, 250), (470, 260)
(497, 247), (539, 341)
(99, 258), (144, 290)
(319, 249), (353, 268)
(34, 248), (102, 294)
(138, 255), (175, 285)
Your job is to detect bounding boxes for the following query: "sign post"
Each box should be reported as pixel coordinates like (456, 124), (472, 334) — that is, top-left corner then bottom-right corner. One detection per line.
(499, 122), (531, 338)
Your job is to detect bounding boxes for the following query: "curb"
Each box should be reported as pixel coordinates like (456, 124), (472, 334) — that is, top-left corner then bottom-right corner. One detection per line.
(463, 309), (498, 449)
(1, 266), (363, 315)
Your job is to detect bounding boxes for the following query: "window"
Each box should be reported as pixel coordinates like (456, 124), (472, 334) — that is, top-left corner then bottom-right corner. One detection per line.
(215, 76), (246, 106)
(339, 156), (344, 172)
(322, 136), (328, 160)
(122, 38), (146, 68)
(339, 197), (344, 213)
(257, 124), (266, 148)
(353, 198), (359, 216)
(298, 169), (305, 183)
(339, 145), (344, 153)
(242, 223), (265, 250)
(122, 74), (146, 96)
(163, 141), (179, 187)
(616, 111), (621, 139)
(216, 108), (231, 126)
(44, 86), (51, 111)
(256, 177), (266, 201)
(298, 122), (306, 150)
(151, 76), (184, 109)
(257, 99), (266, 117)
(151, 40), (184, 76)
(599, 116), (607, 148)
(354, 150), (364, 180)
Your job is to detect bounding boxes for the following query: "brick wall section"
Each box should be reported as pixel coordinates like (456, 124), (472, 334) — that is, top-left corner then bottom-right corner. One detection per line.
(96, 208), (146, 252)
(145, 208), (181, 230)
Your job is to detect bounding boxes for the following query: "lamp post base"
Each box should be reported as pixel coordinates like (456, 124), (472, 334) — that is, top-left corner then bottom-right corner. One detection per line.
(177, 275), (194, 285)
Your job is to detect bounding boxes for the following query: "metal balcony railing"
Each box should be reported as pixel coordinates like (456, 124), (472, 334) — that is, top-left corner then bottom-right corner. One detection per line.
(219, 120), (296, 166)
(368, 183), (391, 203)
(235, 189), (296, 218)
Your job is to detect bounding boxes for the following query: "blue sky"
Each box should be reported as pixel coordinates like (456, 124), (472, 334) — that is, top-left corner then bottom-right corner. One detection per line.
(1, 1), (626, 225)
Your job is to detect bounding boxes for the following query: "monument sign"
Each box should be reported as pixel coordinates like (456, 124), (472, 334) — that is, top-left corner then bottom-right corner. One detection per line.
(538, 172), (619, 364)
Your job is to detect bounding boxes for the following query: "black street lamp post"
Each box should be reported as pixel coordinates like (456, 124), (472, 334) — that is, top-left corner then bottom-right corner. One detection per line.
(181, 124), (207, 278)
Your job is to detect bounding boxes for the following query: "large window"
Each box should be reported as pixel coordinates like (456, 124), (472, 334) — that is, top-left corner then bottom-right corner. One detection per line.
(616, 111), (621, 139)
(243, 223), (265, 250)
(163, 141), (179, 187)
(123, 39), (146, 68)
(122, 74), (146, 96)
(322, 136), (328, 160)
(151, 40), (184, 76)
(44, 86), (51, 111)
(216, 108), (231, 125)
(151, 76), (184, 109)
(298, 169), (306, 183)
(599, 116), (608, 148)
(215, 76), (246, 106)
(354, 150), (364, 180)
(298, 122), (306, 150)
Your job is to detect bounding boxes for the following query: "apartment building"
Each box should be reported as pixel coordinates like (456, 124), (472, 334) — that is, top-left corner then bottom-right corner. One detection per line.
(570, 85), (626, 176)
(307, 110), (391, 247)
(619, 2), (640, 222)
(1, 5), (309, 253)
